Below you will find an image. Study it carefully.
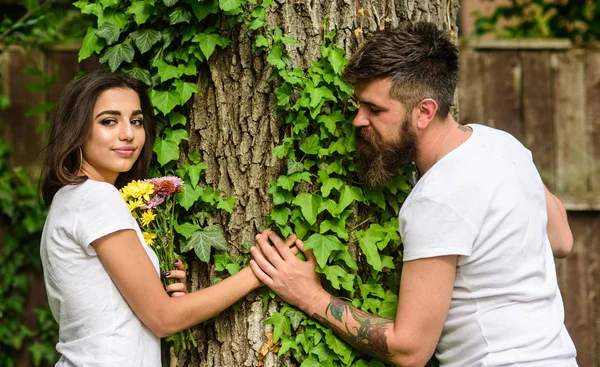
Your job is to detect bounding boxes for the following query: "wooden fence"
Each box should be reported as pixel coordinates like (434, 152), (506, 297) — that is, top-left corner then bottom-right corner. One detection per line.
(459, 39), (600, 367)
(0, 41), (598, 366)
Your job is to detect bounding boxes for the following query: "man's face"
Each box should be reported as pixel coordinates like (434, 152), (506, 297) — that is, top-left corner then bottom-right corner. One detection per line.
(353, 79), (417, 188)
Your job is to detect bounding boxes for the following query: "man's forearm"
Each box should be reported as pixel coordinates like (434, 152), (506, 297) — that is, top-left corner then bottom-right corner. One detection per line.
(311, 295), (396, 363)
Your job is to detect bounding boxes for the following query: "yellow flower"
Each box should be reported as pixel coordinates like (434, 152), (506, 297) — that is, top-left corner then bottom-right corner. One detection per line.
(140, 210), (156, 226)
(142, 232), (157, 246)
(120, 180), (155, 202)
(126, 197), (145, 212)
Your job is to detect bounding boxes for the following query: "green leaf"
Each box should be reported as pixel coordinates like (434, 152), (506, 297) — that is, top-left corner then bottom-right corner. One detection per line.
(182, 225), (228, 263)
(265, 311), (290, 342)
(173, 79), (199, 104)
(185, 161), (206, 188)
(163, 0), (178, 6)
(226, 263), (241, 275)
(168, 111), (187, 127)
(219, 0), (242, 12)
(267, 45), (286, 69)
(95, 22), (120, 45)
(79, 28), (105, 62)
(286, 159), (304, 175)
(319, 218), (348, 241)
(150, 88), (180, 115)
(255, 34), (269, 48)
(284, 306), (306, 330)
(317, 109), (344, 136)
(217, 197), (237, 213)
(100, 0), (119, 8)
(25, 103), (55, 117)
(130, 29), (162, 54)
(165, 128), (189, 144)
(176, 182), (203, 210)
(337, 185), (364, 213)
(308, 85), (336, 108)
(153, 137), (180, 165)
(324, 329), (353, 364)
(178, 61), (197, 76)
(303, 233), (345, 268)
(193, 32), (230, 60)
(99, 42), (135, 71)
(191, 0), (218, 21)
(98, 8), (128, 29)
(127, 1), (154, 25)
(169, 6), (192, 24)
(333, 249), (358, 270)
(214, 253), (229, 271)
(0, 95), (11, 110)
(328, 47), (348, 75)
(299, 134), (320, 155)
(321, 265), (354, 291)
(123, 67), (152, 86)
(174, 222), (201, 239)
(268, 184), (293, 205)
(271, 206), (292, 226)
(292, 193), (322, 226)
(356, 229), (383, 272)
(154, 59), (182, 82)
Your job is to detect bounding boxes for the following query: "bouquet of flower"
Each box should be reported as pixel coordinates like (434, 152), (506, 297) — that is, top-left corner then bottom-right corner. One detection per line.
(119, 176), (196, 352)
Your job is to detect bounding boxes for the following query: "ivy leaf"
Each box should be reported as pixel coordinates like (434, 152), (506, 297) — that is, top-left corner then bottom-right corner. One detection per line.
(321, 265), (354, 292)
(267, 45), (286, 69)
(98, 8), (128, 29)
(219, 0), (242, 12)
(292, 193), (322, 226)
(130, 29), (162, 54)
(317, 109), (344, 136)
(176, 183), (203, 210)
(174, 222), (201, 239)
(299, 134), (320, 155)
(178, 61), (197, 76)
(154, 59), (182, 82)
(123, 67), (152, 86)
(185, 161), (206, 188)
(308, 85), (336, 108)
(182, 225), (228, 263)
(165, 129), (189, 145)
(79, 28), (105, 62)
(95, 22), (120, 45)
(153, 136), (179, 165)
(324, 329), (353, 364)
(192, 32), (230, 60)
(265, 311), (290, 343)
(127, 1), (154, 25)
(337, 185), (364, 213)
(286, 159), (304, 175)
(284, 307), (306, 330)
(150, 88), (180, 115)
(356, 229), (383, 272)
(173, 79), (199, 104)
(303, 233), (345, 268)
(100, 42), (135, 71)
(364, 188), (386, 210)
(255, 34), (269, 48)
(319, 218), (348, 240)
(299, 356), (321, 367)
(191, 0), (218, 21)
(217, 197), (237, 213)
(169, 6), (192, 24)
(333, 249), (358, 270)
(268, 185), (293, 205)
(163, 0), (178, 6)
(168, 111), (186, 127)
(100, 0), (120, 8)
(328, 47), (348, 75)
(271, 206), (292, 226)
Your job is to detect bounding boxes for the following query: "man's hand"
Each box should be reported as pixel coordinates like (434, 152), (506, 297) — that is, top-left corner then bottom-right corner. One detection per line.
(250, 229), (325, 313)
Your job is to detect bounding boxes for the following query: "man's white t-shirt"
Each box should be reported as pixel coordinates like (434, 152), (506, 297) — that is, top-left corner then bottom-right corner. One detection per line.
(399, 124), (577, 366)
(40, 179), (161, 367)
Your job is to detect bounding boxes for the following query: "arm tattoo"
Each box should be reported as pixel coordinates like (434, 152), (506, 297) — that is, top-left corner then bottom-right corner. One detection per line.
(313, 296), (393, 362)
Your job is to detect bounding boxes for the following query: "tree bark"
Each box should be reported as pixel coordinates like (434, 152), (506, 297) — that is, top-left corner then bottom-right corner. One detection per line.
(180, 1), (459, 366)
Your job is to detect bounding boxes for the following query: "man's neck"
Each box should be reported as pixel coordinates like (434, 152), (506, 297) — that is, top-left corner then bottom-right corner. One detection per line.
(414, 117), (472, 175)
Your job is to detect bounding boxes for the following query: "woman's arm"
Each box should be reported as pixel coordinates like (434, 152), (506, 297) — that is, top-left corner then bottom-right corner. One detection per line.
(544, 185), (573, 258)
(93, 229), (264, 337)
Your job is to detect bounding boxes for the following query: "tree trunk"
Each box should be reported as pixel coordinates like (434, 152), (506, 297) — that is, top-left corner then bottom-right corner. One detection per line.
(180, 1), (459, 366)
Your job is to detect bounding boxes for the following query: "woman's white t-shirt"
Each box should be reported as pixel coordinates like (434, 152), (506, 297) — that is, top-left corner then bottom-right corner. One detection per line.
(40, 179), (161, 367)
(400, 124), (577, 366)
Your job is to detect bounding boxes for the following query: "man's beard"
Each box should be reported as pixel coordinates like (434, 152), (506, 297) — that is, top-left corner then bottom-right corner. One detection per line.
(356, 114), (417, 188)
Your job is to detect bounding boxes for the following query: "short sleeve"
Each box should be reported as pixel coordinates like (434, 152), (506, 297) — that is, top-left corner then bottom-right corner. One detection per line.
(399, 195), (478, 261)
(73, 181), (136, 256)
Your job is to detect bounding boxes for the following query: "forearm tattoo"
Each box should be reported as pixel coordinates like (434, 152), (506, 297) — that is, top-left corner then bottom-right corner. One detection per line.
(312, 296), (393, 361)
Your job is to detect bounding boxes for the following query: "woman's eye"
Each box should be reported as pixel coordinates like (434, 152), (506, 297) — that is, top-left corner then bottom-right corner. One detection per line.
(132, 119), (143, 126)
(100, 119), (117, 125)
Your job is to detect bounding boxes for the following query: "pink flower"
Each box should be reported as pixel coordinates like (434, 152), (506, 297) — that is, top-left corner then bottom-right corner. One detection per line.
(145, 176), (184, 196)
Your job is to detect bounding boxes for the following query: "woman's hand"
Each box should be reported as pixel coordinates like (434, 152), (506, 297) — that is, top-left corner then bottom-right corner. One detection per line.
(163, 259), (187, 297)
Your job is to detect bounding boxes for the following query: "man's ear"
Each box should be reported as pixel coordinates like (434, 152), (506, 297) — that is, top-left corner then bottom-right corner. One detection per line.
(416, 98), (438, 129)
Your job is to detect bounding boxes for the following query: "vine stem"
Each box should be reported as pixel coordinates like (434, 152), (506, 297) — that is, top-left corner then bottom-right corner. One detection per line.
(0, 0), (57, 44)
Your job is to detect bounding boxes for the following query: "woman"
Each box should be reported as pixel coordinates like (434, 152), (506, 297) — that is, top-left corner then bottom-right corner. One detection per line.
(39, 72), (276, 366)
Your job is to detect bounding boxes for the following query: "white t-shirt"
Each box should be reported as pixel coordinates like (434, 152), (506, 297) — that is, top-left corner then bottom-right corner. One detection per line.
(399, 124), (577, 366)
(40, 179), (161, 367)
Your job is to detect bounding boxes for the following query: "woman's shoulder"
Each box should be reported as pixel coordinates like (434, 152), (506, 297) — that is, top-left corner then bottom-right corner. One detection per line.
(54, 179), (123, 207)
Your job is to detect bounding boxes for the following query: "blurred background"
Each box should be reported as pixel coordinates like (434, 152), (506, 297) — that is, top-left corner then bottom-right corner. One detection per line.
(0, 0), (598, 366)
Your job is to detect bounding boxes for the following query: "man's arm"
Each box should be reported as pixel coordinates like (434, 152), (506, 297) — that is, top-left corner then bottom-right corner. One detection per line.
(250, 230), (456, 367)
(544, 185), (573, 258)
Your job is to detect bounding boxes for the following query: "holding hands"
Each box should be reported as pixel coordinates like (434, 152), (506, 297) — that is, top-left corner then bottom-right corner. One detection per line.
(249, 229), (326, 314)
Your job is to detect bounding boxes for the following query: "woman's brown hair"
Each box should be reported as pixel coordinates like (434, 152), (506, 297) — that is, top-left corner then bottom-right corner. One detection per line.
(40, 71), (156, 206)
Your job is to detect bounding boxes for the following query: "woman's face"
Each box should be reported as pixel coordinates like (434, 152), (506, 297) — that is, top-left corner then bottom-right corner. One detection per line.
(81, 88), (145, 184)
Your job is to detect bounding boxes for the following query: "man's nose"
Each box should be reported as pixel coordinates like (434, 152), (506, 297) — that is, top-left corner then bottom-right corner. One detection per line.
(353, 107), (369, 127)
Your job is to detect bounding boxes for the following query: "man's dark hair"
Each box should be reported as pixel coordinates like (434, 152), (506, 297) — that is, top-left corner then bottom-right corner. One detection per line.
(343, 22), (458, 117)
(40, 71), (156, 206)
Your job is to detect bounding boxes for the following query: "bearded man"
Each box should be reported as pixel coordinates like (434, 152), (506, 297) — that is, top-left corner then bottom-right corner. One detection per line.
(250, 22), (577, 367)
